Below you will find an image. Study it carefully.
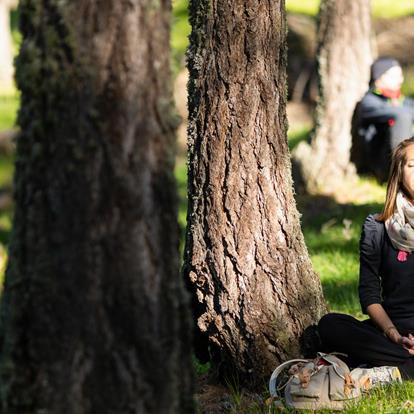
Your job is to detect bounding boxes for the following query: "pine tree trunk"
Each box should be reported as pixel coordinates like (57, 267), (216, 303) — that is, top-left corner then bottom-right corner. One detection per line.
(293, 0), (372, 194)
(185, 0), (326, 383)
(0, 1), (193, 413)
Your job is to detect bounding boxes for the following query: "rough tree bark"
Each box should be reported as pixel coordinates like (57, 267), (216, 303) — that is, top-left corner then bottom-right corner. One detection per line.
(0, 0), (17, 91)
(0, 1), (193, 413)
(185, 0), (327, 383)
(293, 0), (373, 194)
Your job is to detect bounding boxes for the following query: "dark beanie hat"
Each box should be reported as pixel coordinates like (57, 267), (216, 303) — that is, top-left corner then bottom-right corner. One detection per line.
(370, 57), (400, 83)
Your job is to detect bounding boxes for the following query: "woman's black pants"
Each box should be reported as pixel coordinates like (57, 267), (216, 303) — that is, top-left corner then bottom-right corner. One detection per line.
(318, 313), (414, 379)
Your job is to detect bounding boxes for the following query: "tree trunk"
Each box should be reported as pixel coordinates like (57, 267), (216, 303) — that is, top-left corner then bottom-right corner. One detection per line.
(0, 0), (16, 92)
(0, 1), (193, 413)
(185, 0), (326, 384)
(293, 0), (373, 194)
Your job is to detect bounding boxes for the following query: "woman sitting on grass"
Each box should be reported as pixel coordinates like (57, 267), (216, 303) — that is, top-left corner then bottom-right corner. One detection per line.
(319, 136), (414, 379)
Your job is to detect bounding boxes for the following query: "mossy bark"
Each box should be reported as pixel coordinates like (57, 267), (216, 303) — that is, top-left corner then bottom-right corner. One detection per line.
(0, 1), (193, 413)
(293, 0), (373, 194)
(185, 0), (326, 385)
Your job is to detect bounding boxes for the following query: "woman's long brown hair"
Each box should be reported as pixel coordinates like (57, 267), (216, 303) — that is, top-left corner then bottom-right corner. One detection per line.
(377, 136), (414, 222)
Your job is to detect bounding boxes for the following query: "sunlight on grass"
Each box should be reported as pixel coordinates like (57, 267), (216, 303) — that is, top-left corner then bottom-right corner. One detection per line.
(286, 0), (319, 16)
(332, 174), (386, 205)
(287, 126), (310, 151)
(372, 0), (414, 18)
(220, 378), (414, 413)
(286, 0), (414, 17)
(335, 382), (414, 414)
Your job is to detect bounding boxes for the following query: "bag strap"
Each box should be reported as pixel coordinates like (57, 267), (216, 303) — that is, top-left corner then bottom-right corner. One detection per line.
(269, 359), (308, 397)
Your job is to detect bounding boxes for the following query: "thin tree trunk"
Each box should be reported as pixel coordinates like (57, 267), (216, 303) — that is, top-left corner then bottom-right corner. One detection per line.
(293, 0), (372, 194)
(185, 0), (326, 384)
(0, 1), (193, 413)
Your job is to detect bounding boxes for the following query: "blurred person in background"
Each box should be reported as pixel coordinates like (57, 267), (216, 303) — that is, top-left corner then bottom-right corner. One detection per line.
(357, 57), (414, 181)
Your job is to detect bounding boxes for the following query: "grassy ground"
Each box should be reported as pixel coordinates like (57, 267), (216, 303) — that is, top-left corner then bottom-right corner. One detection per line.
(0, 94), (18, 131)
(224, 381), (414, 414)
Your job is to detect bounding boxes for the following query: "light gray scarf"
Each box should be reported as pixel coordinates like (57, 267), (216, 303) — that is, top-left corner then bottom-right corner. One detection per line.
(385, 192), (414, 253)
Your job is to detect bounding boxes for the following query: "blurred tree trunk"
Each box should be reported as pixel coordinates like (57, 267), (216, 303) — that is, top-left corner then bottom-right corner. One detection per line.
(0, 1), (193, 413)
(0, 0), (17, 91)
(184, 0), (327, 384)
(293, 0), (372, 194)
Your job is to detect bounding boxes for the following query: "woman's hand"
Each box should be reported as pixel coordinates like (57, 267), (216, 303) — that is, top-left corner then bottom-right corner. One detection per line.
(384, 327), (414, 354)
(388, 329), (414, 354)
(367, 304), (414, 353)
(399, 336), (414, 354)
(400, 333), (414, 355)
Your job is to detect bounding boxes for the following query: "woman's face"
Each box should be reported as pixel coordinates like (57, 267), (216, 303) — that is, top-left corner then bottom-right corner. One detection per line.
(402, 145), (414, 200)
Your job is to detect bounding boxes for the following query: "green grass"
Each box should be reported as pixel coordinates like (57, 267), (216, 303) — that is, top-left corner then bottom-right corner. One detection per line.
(0, 89), (18, 288)
(286, 0), (320, 17)
(372, 0), (414, 18)
(175, 158), (187, 255)
(171, 0), (191, 74)
(287, 126), (310, 151)
(216, 379), (414, 413)
(402, 67), (414, 98)
(0, 94), (18, 131)
(264, 382), (414, 414)
(302, 196), (383, 317)
(10, 9), (21, 57)
(285, 0), (414, 18)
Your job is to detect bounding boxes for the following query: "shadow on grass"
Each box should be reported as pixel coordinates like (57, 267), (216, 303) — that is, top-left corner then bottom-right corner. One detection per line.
(297, 193), (383, 231)
(322, 278), (361, 316)
(298, 195), (383, 258)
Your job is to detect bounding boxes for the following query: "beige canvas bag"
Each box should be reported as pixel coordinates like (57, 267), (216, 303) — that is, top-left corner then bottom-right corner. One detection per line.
(269, 353), (361, 411)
